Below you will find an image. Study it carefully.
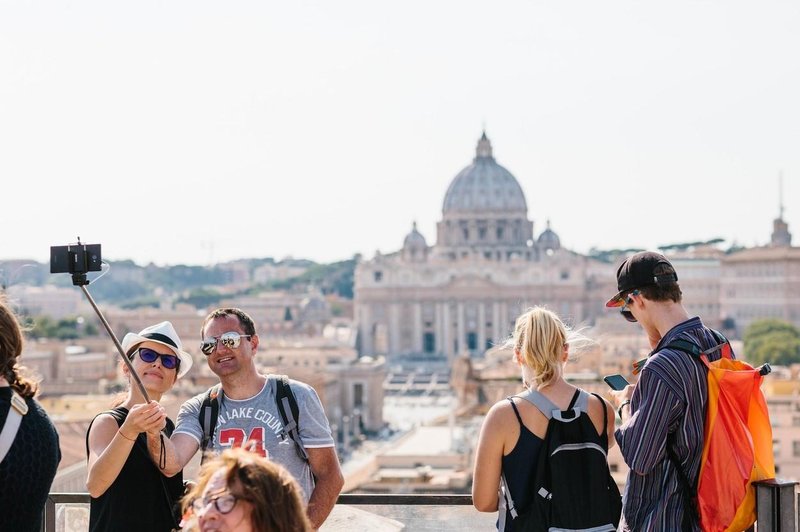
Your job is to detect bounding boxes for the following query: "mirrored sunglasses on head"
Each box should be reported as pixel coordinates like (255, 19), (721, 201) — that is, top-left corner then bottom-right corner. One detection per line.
(200, 331), (252, 356)
(619, 289), (640, 323)
(134, 347), (180, 370)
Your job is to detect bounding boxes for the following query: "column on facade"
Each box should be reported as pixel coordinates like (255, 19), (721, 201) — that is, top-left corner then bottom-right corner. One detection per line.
(499, 302), (509, 340)
(360, 305), (373, 355)
(477, 302), (486, 354)
(457, 301), (465, 356)
(492, 301), (501, 348)
(412, 302), (423, 353)
(389, 303), (401, 355)
(442, 303), (451, 361)
(435, 302), (444, 355)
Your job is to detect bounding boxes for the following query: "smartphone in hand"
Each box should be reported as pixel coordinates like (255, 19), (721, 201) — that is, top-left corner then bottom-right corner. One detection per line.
(603, 374), (630, 391)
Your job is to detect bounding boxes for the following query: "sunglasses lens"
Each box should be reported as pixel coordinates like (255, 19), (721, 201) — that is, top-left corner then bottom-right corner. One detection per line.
(138, 348), (158, 363)
(138, 348), (179, 369)
(201, 340), (217, 356)
(220, 332), (241, 349)
(621, 310), (637, 323)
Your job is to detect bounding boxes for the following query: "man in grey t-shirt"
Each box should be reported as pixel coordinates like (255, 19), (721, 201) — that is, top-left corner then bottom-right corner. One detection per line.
(148, 308), (344, 529)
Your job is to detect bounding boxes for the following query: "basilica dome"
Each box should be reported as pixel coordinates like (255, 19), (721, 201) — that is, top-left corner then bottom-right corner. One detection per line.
(442, 132), (528, 215)
(403, 222), (428, 249)
(537, 220), (561, 251)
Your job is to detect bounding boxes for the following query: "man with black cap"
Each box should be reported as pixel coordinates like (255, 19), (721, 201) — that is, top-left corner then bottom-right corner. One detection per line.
(606, 251), (726, 531)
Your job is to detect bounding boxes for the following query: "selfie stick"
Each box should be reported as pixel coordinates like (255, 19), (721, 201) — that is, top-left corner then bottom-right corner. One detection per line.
(72, 276), (152, 403)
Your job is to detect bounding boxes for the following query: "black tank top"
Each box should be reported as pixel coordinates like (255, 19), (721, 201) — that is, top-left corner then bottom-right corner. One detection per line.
(85, 407), (184, 532)
(500, 398), (543, 532)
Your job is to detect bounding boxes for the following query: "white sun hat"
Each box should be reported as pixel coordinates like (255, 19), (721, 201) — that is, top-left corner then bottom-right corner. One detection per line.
(121, 321), (193, 379)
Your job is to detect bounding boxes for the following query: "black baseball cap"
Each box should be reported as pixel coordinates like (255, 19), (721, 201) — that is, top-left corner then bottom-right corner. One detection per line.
(605, 251), (679, 307)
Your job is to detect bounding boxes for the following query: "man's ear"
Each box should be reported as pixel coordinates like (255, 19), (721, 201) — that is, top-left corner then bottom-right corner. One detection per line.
(250, 334), (259, 352)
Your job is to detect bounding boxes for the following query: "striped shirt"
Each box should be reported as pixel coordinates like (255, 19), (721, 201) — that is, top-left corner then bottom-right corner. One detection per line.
(615, 317), (725, 531)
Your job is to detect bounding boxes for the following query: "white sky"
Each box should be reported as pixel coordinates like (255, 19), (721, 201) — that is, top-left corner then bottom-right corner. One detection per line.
(1, 1), (798, 267)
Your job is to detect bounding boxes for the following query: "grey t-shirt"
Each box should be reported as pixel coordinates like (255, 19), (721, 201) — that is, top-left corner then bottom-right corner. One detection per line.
(174, 376), (335, 502)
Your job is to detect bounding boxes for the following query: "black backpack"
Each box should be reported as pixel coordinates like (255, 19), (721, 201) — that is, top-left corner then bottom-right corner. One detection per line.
(502, 388), (621, 532)
(198, 374), (309, 464)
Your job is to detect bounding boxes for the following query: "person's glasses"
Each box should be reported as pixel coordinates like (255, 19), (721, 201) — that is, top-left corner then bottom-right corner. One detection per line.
(192, 492), (239, 515)
(620, 290), (640, 323)
(135, 347), (180, 370)
(201, 332), (252, 356)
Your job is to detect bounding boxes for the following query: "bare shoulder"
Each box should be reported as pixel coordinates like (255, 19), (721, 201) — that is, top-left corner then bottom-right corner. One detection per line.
(88, 412), (119, 434)
(483, 396), (518, 427)
(586, 392), (614, 419)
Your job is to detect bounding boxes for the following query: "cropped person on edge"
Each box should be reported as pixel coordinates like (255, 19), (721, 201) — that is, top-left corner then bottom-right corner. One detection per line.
(471, 306), (615, 531)
(85, 321), (193, 532)
(0, 296), (61, 532)
(152, 307), (344, 529)
(606, 251), (725, 531)
(181, 446), (313, 532)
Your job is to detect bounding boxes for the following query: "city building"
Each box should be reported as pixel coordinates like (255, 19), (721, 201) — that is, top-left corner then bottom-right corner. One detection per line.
(719, 204), (800, 336)
(354, 133), (616, 362)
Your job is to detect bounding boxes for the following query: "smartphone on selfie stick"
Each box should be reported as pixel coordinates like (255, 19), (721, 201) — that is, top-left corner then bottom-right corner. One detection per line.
(603, 374), (630, 391)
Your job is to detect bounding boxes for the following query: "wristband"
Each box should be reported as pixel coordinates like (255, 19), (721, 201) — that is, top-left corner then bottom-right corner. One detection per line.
(617, 400), (631, 418)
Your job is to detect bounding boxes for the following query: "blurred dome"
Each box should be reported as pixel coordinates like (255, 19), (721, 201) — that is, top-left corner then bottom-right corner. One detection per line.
(442, 132), (528, 215)
(537, 220), (560, 250)
(403, 222), (427, 248)
(403, 221), (428, 262)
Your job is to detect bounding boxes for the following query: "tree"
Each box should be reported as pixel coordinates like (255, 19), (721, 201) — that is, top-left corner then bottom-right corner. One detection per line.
(743, 318), (800, 366)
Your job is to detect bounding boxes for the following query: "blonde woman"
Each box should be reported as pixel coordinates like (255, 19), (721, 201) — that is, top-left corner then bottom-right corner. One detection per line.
(472, 307), (616, 531)
(85, 321), (193, 532)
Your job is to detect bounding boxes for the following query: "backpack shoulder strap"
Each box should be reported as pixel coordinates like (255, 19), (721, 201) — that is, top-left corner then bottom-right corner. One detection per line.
(0, 391), (28, 464)
(273, 375), (309, 462)
(199, 384), (221, 460)
(666, 330), (731, 364)
(665, 338), (704, 357)
(517, 388), (558, 420)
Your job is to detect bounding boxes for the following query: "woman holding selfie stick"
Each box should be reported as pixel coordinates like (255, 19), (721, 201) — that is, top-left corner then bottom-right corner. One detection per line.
(472, 306), (617, 531)
(85, 321), (193, 532)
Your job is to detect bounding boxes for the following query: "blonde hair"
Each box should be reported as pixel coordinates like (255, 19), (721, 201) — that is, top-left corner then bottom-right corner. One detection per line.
(506, 306), (592, 388)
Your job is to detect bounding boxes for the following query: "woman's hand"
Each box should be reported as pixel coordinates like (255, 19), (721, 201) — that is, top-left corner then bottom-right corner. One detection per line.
(121, 401), (166, 439)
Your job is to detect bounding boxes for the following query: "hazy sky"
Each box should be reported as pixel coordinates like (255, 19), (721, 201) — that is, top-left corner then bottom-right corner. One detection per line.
(2, 1), (798, 268)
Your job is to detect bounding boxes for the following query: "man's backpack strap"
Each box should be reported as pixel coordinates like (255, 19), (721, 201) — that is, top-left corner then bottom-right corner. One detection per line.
(667, 329), (729, 360)
(273, 374), (309, 462)
(199, 384), (221, 463)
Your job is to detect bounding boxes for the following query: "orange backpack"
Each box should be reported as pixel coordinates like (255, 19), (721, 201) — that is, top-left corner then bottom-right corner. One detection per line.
(668, 333), (775, 532)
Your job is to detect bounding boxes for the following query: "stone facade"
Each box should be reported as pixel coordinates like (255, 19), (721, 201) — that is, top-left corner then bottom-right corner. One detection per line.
(355, 132), (615, 362)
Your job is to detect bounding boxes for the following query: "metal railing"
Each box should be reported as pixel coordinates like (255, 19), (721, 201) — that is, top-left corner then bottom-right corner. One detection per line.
(43, 483), (800, 531)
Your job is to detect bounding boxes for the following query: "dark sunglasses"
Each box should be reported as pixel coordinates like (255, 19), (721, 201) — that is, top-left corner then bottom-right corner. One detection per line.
(134, 347), (180, 370)
(192, 492), (240, 514)
(201, 331), (252, 356)
(619, 290), (640, 323)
